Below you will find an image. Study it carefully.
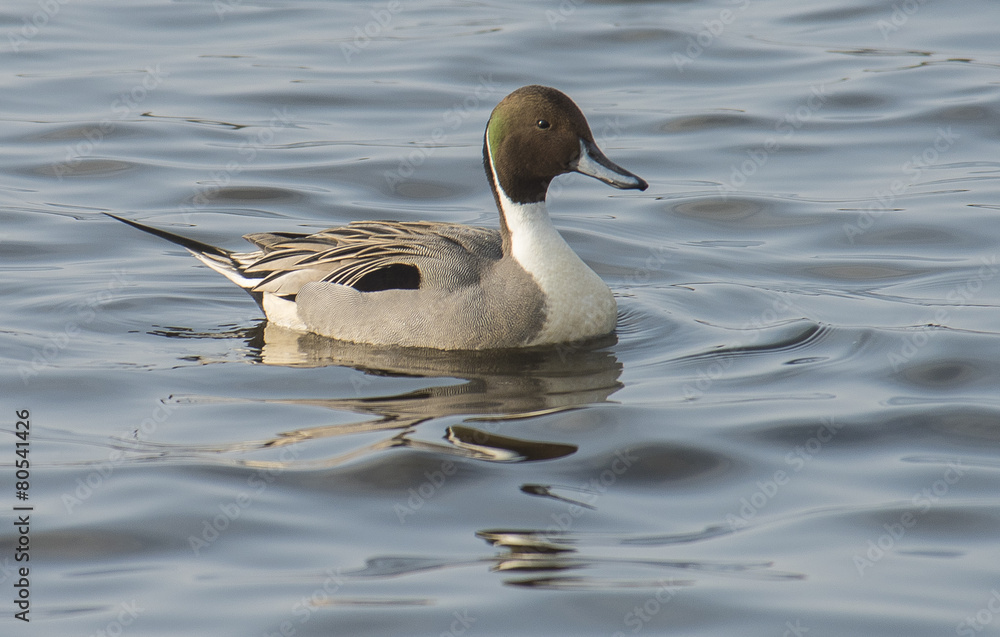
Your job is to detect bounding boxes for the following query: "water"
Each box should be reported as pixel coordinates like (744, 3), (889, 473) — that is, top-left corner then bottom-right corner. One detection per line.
(2, 0), (999, 635)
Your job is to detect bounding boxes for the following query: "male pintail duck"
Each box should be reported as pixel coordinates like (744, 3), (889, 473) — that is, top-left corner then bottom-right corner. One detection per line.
(109, 85), (648, 350)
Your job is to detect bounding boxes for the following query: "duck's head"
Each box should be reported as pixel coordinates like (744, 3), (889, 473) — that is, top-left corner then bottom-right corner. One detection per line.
(483, 85), (648, 206)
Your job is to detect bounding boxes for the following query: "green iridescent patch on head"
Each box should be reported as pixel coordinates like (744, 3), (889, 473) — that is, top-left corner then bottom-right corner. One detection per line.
(486, 110), (506, 159)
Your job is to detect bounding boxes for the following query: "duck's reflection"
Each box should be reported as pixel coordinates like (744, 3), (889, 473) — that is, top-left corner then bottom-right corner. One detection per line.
(474, 526), (804, 588)
(335, 525), (801, 593)
(159, 322), (623, 469)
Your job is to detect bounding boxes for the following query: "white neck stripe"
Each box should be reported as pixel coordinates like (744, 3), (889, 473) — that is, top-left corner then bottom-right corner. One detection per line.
(484, 130), (617, 344)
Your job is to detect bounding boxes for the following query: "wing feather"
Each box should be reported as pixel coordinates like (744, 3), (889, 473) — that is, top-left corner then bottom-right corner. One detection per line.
(238, 221), (501, 296)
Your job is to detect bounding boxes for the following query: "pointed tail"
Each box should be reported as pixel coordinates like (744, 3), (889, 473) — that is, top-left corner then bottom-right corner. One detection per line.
(105, 213), (260, 290)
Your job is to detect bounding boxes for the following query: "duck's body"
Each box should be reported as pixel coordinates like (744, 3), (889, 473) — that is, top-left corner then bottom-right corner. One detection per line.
(110, 85), (647, 350)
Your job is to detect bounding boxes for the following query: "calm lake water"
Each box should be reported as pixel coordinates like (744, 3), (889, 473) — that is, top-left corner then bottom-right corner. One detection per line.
(2, 0), (1000, 635)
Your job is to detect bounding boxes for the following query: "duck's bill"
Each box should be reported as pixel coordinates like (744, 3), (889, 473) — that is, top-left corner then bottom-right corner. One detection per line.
(571, 139), (648, 191)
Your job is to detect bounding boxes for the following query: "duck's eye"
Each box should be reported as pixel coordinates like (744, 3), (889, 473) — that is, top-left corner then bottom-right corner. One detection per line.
(536, 119), (550, 130)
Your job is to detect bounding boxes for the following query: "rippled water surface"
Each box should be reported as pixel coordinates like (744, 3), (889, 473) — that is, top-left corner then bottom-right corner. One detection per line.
(2, 0), (1000, 635)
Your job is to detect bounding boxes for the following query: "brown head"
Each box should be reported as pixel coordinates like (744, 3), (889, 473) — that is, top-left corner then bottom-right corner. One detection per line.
(483, 85), (648, 206)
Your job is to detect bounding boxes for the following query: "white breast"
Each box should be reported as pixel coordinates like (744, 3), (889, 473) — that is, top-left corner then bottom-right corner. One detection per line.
(501, 198), (617, 344)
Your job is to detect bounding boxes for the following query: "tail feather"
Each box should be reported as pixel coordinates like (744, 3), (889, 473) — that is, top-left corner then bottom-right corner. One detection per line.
(105, 213), (262, 290)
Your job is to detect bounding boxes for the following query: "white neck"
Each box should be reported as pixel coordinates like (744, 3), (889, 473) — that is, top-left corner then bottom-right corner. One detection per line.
(488, 151), (617, 343)
(501, 196), (580, 281)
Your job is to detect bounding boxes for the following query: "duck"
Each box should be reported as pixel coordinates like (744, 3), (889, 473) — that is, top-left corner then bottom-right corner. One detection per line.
(109, 85), (648, 350)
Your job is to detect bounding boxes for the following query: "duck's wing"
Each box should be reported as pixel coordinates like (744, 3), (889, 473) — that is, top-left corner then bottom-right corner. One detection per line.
(244, 220), (503, 298)
(108, 214), (502, 302)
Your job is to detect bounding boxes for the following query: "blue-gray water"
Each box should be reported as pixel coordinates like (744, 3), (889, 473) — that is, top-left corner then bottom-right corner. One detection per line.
(2, 1), (1000, 635)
